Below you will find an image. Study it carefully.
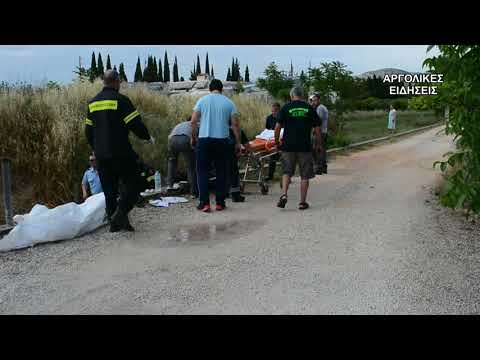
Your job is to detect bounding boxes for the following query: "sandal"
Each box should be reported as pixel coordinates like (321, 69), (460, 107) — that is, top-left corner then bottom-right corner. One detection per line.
(298, 202), (309, 210)
(277, 194), (288, 208)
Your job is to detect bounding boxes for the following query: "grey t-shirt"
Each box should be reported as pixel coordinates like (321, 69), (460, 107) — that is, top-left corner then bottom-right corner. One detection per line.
(169, 121), (192, 139)
(316, 104), (329, 134)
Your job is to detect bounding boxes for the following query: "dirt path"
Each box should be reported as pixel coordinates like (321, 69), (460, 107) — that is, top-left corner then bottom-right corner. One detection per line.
(1, 126), (480, 314)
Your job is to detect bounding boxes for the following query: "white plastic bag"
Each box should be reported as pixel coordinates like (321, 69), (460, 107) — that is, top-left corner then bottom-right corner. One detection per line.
(255, 129), (284, 140)
(162, 197), (189, 204)
(0, 193), (107, 252)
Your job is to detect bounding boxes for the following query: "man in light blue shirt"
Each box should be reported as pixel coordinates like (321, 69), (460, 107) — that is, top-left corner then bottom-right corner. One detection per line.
(191, 79), (241, 212)
(82, 154), (103, 200)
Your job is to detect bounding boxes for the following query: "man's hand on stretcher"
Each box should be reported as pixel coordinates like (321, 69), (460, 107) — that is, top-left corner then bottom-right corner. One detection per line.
(237, 143), (247, 158)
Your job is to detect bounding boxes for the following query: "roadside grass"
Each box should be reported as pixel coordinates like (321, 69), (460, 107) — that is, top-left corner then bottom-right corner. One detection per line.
(342, 110), (442, 144)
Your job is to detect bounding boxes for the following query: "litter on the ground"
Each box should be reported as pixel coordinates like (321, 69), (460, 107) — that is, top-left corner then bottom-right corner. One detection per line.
(0, 192), (107, 252)
(148, 196), (189, 208)
(140, 189), (163, 197)
(149, 199), (169, 207)
(162, 197), (189, 204)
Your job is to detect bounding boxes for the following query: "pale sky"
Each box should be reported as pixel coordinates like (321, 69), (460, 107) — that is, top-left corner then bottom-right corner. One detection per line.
(0, 45), (438, 85)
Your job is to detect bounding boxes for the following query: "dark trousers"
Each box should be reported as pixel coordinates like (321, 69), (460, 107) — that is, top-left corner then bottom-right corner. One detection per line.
(226, 143), (240, 195)
(196, 137), (228, 205)
(97, 157), (141, 216)
(313, 133), (328, 173)
(167, 135), (197, 195)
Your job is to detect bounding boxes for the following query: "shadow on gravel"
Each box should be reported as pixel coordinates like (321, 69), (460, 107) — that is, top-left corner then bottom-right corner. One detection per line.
(130, 219), (266, 249)
(166, 219), (265, 246)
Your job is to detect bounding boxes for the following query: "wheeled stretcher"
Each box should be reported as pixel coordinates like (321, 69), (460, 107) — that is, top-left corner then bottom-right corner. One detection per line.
(239, 138), (282, 195)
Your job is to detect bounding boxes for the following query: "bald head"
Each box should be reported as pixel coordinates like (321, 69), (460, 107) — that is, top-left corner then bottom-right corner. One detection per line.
(103, 69), (121, 90)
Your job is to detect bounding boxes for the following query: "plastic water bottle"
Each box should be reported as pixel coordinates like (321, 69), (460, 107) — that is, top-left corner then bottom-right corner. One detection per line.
(154, 171), (161, 191)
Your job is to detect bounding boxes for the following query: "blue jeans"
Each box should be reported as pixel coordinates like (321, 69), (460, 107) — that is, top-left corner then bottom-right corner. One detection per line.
(196, 137), (229, 205)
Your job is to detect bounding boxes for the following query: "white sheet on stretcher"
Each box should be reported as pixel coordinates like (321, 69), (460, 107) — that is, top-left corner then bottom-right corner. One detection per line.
(255, 129), (284, 140)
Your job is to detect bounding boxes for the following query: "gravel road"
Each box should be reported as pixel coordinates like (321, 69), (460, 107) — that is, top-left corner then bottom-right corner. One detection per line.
(1, 126), (479, 314)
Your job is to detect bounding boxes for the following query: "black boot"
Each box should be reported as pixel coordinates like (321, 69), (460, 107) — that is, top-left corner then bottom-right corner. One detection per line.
(232, 192), (245, 202)
(123, 215), (135, 232)
(110, 208), (128, 233)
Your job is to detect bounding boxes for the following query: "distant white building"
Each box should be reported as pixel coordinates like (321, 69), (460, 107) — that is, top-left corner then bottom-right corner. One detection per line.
(196, 73), (212, 81)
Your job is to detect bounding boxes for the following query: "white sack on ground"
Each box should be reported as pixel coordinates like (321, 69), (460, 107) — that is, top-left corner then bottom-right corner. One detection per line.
(0, 193), (107, 252)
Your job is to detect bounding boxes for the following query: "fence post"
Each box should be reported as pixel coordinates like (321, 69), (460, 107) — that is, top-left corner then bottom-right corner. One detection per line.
(1, 157), (14, 226)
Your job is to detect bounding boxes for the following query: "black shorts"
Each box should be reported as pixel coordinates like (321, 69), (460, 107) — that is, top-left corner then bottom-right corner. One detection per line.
(281, 152), (315, 180)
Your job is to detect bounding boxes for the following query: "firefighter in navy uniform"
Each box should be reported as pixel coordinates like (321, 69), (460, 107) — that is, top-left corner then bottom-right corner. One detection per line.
(85, 69), (154, 232)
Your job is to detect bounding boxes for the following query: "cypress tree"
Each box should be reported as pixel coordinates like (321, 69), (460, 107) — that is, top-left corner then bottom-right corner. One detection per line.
(149, 56), (154, 82)
(205, 53), (210, 75)
(106, 54), (112, 70)
(227, 68), (231, 81)
(211, 65), (214, 79)
(235, 58), (240, 81)
(158, 58), (163, 82)
(173, 56), (179, 82)
(233, 58), (237, 81)
(153, 56), (158, 81)
(231, 58), (235, 81)
(148, 55), (154, 82)
(189, 62), (196, 80)
(134, 56), (143, 82)
(119, 63), (128, 82)
(143, 56), (149, 82)
(89, 52), (97, 82)
(97, 53), (104, 78)
(163, 51), (170, 82)
(196, 54), (201, 75)
(245, 65), (250, 82)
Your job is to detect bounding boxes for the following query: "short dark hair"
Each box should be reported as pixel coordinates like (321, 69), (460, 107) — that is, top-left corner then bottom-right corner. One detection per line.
(272, 102), (281, 108)
(103, 69), (120, 86)
(209, 79), (223, 92)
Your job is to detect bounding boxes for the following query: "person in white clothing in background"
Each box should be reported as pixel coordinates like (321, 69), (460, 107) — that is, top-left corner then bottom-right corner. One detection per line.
(388, 105), (397, 134)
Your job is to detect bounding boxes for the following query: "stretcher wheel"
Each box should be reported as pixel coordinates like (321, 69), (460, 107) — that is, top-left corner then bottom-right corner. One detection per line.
(260, 184), (269, 195)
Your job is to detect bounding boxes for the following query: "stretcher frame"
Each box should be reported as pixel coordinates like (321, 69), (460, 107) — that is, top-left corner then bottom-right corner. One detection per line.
(239, 146), (280, 195)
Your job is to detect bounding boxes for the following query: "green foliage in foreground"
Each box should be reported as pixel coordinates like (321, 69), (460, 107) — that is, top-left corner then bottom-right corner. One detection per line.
(426, 45), (480, 214)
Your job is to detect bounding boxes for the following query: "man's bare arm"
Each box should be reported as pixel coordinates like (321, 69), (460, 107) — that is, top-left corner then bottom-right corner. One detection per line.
(231, 114), (241, 146)
(274, 122), (282, 145)
(190, 111), (201, 147)
(82, 184), (90, 200)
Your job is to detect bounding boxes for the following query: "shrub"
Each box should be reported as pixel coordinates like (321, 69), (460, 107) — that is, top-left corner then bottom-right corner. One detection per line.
(426, 45), (480, 214)
(392, 98), (408, 111)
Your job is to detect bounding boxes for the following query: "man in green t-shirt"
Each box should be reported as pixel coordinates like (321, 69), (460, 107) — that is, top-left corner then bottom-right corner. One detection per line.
(274, 86), (323, 210)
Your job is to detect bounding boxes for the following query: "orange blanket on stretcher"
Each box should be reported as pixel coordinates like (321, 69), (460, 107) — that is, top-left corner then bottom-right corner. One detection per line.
(248, 138), (282, 152)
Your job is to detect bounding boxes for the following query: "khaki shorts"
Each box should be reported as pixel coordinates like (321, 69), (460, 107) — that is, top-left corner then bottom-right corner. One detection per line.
(281, 152), (315, 180)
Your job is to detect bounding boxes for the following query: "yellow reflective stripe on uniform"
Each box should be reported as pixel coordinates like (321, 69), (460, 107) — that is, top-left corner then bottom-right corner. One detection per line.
(123, 110), (140, 124)
(85, 118), (93, 126)
(88, 100), (118, 112)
